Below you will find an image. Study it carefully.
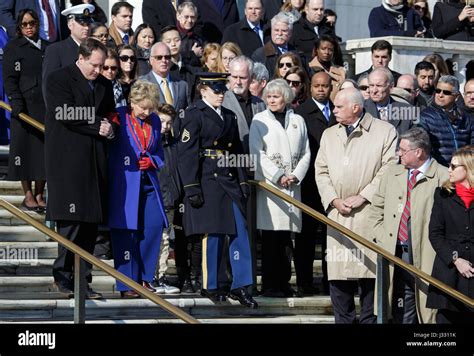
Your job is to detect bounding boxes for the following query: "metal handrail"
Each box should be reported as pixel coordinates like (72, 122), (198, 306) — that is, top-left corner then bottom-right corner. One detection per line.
(249, 180), (474, 309)
(0, 100), (198, 324)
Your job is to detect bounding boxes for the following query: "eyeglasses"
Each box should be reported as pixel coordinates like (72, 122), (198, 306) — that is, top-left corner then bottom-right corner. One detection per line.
(435, 88), (454, 96)
(152, 55), (172, 61)
(397, 147), (417, 156)
(103, 65), (118, 71)
(279, 62), (294, 69)
(119, 55), (137, 63)
(286, 79), (302, 87)
(359, 85), (369, 91)
(413, 5), (427, 12)
(449, 163), (465, 170)
(94, 33), (109, 39)
(21, 20), (37, 28)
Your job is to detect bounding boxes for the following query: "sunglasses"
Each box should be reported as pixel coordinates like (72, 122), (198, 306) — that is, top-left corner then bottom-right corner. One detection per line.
(94, 33), (109, 39)
(286, 79), (302, 87)
(449, 163), (464, 170)
(152, 55), (172, 61)
(413, 5), (427, 12)
(279, 62), (294, 69)
(359, 85), (369, 91)
(119, 55), (137, 63)
(435, 88), (454, 96)
(103, 65), (118, 71)
(21, 20), (37, 28)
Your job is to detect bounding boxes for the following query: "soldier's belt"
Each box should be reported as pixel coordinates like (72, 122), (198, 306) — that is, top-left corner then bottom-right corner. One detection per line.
(200, 149), (228, 158)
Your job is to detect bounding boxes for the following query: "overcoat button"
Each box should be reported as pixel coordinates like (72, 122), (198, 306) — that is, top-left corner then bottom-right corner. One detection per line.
(214, 141), (218, 146)
(228, 143), (232, 147)
(214, 173), (218, 177)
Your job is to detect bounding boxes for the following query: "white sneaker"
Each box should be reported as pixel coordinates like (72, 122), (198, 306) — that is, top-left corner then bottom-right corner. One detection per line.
(154, 277), (180, 294)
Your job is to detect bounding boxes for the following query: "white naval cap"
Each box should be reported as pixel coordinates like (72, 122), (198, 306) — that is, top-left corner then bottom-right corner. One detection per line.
(61, 4), (95, 21)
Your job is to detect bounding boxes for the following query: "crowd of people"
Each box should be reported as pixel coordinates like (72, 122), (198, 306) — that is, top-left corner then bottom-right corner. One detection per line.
(0, 0), (474, 324)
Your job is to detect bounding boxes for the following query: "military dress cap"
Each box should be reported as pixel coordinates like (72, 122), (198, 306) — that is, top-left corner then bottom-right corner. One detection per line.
(197, 72), (229, 93)
(61, 4), (95, 24)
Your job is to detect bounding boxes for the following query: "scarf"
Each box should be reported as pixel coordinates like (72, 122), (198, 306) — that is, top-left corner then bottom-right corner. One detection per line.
(382, 0), (404, 14)
(433, 102), (462, 125)
(176, 22), (193, 37)
(456, 182), (474, 208)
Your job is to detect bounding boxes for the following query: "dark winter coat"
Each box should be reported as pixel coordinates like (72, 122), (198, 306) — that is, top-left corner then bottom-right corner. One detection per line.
(432, 1), (474, 42)
(368, 5), (424, 38)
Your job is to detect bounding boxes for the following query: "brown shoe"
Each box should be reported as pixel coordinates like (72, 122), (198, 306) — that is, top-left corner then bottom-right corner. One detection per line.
(120, 290), (140, 298)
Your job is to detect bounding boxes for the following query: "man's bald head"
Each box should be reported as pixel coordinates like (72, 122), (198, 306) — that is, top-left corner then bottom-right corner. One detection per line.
(333, 88), (364, 125)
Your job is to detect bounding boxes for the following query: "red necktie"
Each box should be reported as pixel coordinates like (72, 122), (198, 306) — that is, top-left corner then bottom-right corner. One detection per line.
(41, 0), (57, 42)
(397, 170), (420, 243)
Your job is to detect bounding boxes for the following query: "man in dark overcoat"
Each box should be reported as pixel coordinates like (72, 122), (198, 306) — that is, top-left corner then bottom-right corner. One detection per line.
(45, 38), (115, 298)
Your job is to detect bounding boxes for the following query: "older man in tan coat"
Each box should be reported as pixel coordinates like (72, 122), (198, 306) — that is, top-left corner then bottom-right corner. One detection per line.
(315, 88), (398, 324)
(368, 127), (449, 324)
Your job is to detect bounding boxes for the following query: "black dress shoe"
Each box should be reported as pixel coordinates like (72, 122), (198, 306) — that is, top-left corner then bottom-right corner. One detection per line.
(228, 287), (258, 309)
(261, 288), (285, 298)
(54, 282), (74, 298)
(86, 286), (103, 300)
(142, 281), (156, 292)
(201, 289), (226, 302)
(297, 285), (317, 297)
(180, 279), (196, 294)
(120, 290), (140, 298)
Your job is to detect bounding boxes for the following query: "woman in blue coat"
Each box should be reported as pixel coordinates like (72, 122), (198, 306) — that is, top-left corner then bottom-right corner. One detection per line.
(109, 80), (168, 298)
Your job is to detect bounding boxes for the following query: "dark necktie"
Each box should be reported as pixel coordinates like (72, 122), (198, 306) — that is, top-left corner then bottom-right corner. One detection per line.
(123, 34), (129, 44)
(397, 170), (420, 244)
(345, 125), (354, 137)
(41, 0), (57, 42)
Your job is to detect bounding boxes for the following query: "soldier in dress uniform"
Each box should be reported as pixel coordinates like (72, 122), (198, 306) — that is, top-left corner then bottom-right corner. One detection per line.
(177, 72), (258, 308)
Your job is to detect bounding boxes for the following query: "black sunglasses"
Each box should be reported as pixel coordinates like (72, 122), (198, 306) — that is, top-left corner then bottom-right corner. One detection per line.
(119, 55), (137, 63)
(359, 85), (369, 91)
(279, 62), (294, 69)
(103, 65), (118, 71)
(286, 79), (302, 87)
(449, 163), (464, 170)
(21, 20), (37, 28)
(414, 5), (427, 12)
(435, 88), (454, 96)
(152, 55), (172, 61)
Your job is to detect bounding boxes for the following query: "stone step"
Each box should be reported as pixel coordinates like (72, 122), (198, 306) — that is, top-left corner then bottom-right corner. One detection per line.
(0, 226), (49, 242)
(0, 195), (24, 207)
(0, 181), (25, 195)
(0, 315), (336, 324)
(0, 208), (46, 226)
(0, 295), (350, 321)
(0, 242), (57, 259)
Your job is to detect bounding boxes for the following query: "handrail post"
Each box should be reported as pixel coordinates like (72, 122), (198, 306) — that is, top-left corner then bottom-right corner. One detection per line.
(74, 255), (86, 324)
(377, 255), (388, 324)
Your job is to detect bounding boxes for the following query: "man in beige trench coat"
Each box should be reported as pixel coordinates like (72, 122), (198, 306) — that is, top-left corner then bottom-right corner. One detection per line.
(368, 127), (449, 323)
(315, 88), (398, 324)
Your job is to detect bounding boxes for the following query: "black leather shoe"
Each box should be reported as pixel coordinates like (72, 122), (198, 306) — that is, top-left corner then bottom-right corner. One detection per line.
(297, 285), (317, 297)
(228, 287), (258, 309)
(142, 281), (156, 292)
(180, 279), (196, 294)
(86, 286), (103, 300)
(54, 282), (74, 298)
(201, 289), (226, 302)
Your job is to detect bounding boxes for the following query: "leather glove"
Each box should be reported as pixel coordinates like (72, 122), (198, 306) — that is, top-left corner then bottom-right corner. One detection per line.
(188, 193), (204, 208)
(138, 157), (153, 171)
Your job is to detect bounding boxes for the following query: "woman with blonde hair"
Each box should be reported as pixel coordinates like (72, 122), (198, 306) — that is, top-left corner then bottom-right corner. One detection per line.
(216, 42), (242, 73)
(423, 53), (450, 84)
(109, 80), (168, 298)
(427, 145), (474, 323)
(280, 0), (305, 23)
(408, 0), (432, 37)
(201, 43), (221, 72)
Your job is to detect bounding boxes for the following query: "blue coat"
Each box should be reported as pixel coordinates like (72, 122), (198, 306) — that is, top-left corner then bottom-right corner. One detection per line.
(108, 107), (168, 230)
(419, 105), (474, 167)
(368, 5), (424, 38)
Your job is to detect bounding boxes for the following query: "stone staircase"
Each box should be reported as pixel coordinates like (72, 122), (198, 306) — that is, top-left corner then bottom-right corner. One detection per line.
(0, 180), (351, 324)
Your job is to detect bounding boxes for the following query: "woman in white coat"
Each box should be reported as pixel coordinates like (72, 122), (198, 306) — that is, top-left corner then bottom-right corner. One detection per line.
(249, 78), (311, 297)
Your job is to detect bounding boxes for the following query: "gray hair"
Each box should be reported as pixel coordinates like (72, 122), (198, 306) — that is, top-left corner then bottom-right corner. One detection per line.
(400, 127), (431, 154)
(271, 12), (293, 31)
(438, 75), (460, 94)
(229, 55), (254, 77)
(252, 62), (269, 83)
(263, 78), (295, 105)
(339, 78), (358, 90)
(357, 73), (369, 85)
(370, 67), (394, 86)
(338, 87), (364, 108)
(177, 1), (198, 16)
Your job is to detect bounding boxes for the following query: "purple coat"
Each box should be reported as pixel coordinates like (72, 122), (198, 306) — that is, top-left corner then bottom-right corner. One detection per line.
(108, 107), (168, 230)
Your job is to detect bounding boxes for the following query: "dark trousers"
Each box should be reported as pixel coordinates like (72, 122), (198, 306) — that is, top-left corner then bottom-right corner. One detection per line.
(52, 221), (98, 286)
(261, 230), (293, 292)
(392, 245), (418, 324)
(329, 279), (377, 324)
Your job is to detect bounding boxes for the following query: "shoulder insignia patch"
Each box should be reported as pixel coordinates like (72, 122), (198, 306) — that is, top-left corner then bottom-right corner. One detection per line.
(181, 128), (191, 143)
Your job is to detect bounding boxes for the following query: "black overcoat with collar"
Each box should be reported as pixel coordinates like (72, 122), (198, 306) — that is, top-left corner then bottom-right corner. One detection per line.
(44, 63), (115, 223)
(427, 187), (474, 312)
(177, 99), (248, 236)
